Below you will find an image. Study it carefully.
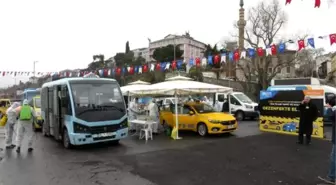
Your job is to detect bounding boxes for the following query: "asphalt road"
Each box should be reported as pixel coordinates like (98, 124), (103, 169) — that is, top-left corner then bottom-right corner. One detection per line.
(0, 121), (333, 185)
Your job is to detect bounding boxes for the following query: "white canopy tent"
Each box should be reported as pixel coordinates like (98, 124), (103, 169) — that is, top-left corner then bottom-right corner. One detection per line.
(120, 80), (150, 96)
(129, 77), (233, 139)
(128, 80), (151, 85)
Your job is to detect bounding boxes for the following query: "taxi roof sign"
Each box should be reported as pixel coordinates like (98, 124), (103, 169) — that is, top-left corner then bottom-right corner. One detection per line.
(83, 72), (100, 78)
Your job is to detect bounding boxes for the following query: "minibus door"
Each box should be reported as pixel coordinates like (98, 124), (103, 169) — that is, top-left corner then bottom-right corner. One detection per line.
(53, 86), (61, 140)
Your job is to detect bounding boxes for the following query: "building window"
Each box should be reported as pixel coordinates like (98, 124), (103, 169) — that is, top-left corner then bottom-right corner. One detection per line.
(268, 68), (272, 73)
(286, 67), (290, 73)
(276, 68), (281, 73)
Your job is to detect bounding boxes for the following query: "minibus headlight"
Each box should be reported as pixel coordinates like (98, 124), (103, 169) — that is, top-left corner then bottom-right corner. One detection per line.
(120, 119), (128, 128)
(73, 122), (90, 133)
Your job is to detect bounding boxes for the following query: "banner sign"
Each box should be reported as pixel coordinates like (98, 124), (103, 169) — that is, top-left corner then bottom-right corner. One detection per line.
(259, 89), (324, 138)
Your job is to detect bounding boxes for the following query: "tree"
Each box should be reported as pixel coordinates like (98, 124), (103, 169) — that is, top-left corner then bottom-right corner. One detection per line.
(188, 66), (203, 82)
(152, 44), (184, 62)
(295, 48), (324, 77)
(88, 54), (105, 70)
(234, 0), (298, 90)
(113, 51), (135, 67)
(134, 56), (146, 66)
(125, 41), (130, 53)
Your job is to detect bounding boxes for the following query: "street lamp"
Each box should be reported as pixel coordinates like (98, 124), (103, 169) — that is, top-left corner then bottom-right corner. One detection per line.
(33, 61), (38, 83)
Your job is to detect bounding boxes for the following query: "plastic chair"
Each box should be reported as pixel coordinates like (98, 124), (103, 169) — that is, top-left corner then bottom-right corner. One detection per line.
(139, 123), (153, 141)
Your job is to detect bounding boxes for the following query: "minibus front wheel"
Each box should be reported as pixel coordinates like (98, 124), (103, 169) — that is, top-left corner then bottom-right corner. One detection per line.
(62, 128), (73, 149)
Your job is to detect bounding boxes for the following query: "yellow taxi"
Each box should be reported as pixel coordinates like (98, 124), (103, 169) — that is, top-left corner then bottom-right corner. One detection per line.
(0, 99), (11, 115)
(29, 95), (43, 131)
(160, 102), (238, 136)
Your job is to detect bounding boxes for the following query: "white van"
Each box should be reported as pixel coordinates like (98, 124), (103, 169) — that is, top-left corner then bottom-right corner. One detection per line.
(214, 92), (259, 121)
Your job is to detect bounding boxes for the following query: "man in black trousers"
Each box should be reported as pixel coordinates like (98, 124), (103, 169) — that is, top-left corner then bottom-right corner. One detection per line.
(297, 96), (318, 145)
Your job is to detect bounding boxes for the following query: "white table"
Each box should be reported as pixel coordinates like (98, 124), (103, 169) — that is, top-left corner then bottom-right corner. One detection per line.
(129, 119), (156, 136)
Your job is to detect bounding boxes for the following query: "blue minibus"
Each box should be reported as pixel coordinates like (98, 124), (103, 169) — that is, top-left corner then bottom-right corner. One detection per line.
(40, 73), (128, 148)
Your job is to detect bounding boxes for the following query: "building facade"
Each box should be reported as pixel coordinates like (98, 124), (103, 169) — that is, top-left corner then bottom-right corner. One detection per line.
(316, 53), (334, 79)
(132, 47), (150, 62)
(148, 34), (206, 62)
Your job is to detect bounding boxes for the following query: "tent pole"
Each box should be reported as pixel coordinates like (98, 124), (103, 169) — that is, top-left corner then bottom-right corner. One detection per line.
(228, 92), (231, 114)
(174, 92), (182, 139)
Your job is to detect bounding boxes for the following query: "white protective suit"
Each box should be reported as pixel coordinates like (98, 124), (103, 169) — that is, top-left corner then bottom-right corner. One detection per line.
(128, 99), (141, 130)
(202, 96), (212, 106)
(148, 100), (160, 133)
(16, 99), (36, 149)
(214, 100), (222, 112)
(5, 102), (20, 147)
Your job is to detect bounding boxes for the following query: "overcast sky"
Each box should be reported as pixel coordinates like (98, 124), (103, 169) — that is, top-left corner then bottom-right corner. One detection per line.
(0, 0), (336, 87)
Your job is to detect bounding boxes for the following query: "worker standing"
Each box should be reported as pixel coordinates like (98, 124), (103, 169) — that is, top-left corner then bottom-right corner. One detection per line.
(4, 102), (21, 149)
(15, 99), (36, 153)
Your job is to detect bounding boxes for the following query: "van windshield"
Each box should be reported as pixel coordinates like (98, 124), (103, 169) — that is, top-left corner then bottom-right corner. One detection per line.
(234, 93), (253, 103)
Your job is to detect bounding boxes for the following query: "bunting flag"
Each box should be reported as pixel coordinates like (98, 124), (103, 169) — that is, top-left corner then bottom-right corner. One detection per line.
(298, 40), (305, 51)
(0, 71), (55, 77)
(2, 33), (336, 79)
(285, 0), (336, 7)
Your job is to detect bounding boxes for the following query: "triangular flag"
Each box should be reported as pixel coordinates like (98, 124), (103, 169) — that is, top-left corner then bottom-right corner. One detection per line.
(298, 40), (305, 51)
(150, 64), (155, 71)
(201, 57), (207, 66)
(307, 38), (315, 48)
(278, 43), (286, 53)
(229, 52), (233, 61)
(221, 53), (226, 63)
(138, 66), (142, 74)
(240, 51), (246, 59)
(248, 48), (255, 57)
(165, 63), (170, 70)
(329, 34), (336, 45)
(266, 46), (272, 56)
(207, 56), (213, 65)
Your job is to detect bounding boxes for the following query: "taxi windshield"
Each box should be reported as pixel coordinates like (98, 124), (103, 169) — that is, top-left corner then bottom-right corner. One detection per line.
(192, 103), (215, 114)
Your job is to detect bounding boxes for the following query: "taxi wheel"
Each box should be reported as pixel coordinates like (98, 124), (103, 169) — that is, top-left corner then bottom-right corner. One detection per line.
(63, 129), (72, 149)
(197, 123), (208, 137)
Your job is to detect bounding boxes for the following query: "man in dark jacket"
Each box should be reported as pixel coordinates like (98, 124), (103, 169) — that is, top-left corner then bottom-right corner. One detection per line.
(297, 96), (319, 145)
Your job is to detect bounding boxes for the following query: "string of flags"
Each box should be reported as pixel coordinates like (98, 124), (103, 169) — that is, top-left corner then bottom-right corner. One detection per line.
(0, 71), (56, 77)
(285, 0), (335, 8)
(2, 33), (336, 79)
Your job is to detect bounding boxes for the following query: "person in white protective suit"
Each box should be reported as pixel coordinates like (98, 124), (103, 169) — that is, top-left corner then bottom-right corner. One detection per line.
(202, 96), (211, 106)
(15, 99), (36, 153)
(128, 97), (141, 131)
(148, 99), (160, 134)
(129, 97), (140, 120)
(214, 100), (222, 112)
(4, 102), (21, 149)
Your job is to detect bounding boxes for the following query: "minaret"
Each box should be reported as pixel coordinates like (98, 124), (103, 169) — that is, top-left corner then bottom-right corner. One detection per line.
(237, 0), (246, 50)
(234, 0), (246, 81)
